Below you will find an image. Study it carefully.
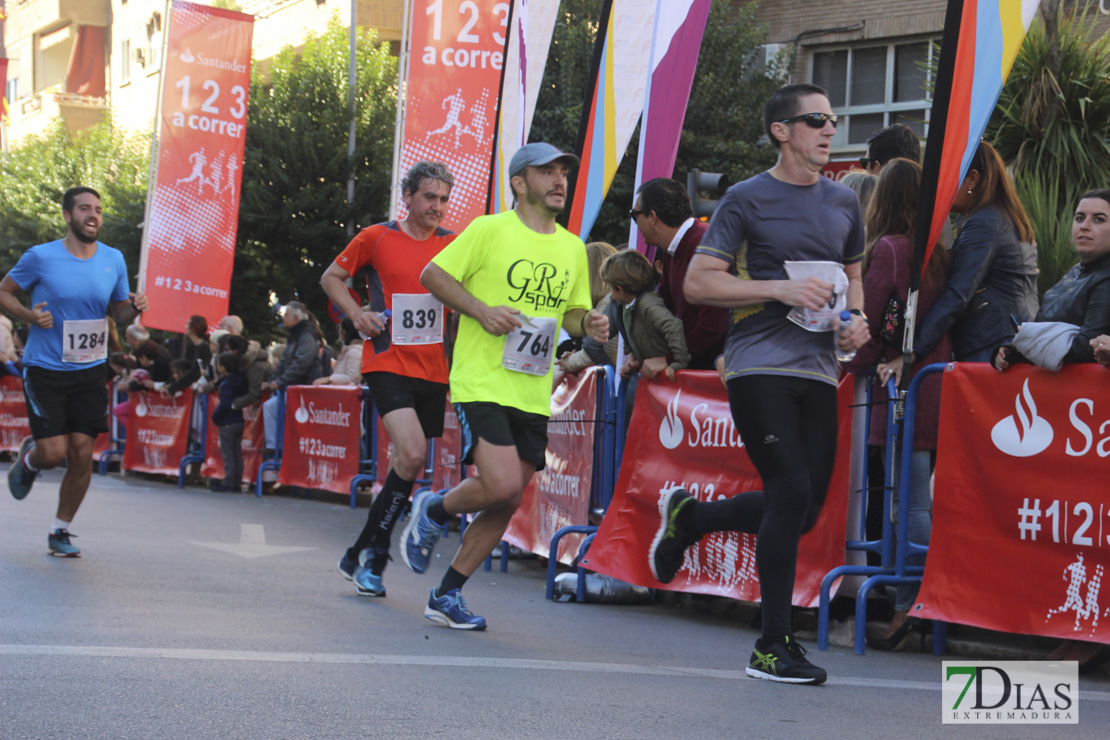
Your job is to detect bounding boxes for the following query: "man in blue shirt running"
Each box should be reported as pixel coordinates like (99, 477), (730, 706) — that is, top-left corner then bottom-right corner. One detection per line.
(0, 187), (149, 557)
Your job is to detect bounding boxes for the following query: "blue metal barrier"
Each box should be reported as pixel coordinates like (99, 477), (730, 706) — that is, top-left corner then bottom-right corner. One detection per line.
(817, 364), (948, 655)
(346, 388), (379, 508)
(255, 389), (284, 497)
(177, 393), (208, 488)
(97, 386), (127, 475)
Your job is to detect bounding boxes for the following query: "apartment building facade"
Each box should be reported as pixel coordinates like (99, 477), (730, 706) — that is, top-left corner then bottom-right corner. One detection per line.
(0, 0), (404, 150)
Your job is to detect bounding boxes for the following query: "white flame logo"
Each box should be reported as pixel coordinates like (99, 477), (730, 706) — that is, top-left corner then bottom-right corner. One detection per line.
(658, 390), (684, 450)
(294, 397), (310, 424)
(179, 48), (195, 63)
(990, 378), (1054, 457)
(135, 400), (148, 417)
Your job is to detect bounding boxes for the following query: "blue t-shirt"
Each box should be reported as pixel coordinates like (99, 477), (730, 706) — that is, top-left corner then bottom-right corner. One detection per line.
(7, 240), (131, 372)
(695, 172), (865, 386)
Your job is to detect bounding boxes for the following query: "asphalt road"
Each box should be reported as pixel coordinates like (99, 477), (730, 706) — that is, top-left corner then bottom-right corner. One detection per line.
(3, 470), (1108, 739)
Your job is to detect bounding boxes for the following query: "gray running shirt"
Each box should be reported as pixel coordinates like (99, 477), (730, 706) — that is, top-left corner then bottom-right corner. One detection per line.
(695, 172), (865, 386)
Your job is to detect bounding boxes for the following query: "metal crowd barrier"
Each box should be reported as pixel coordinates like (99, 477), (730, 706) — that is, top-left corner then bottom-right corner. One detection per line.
(816, 364), (948, 655)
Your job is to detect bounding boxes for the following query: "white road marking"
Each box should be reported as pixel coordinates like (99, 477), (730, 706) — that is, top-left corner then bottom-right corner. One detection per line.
(1, 644), (1108, 700)
(190, 523), (316, 559)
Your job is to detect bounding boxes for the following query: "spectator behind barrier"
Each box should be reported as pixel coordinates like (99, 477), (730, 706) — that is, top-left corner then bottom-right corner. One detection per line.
(632, 177), (728, 370)
(124, 323), (149, 352)
(217, 315), (244, 336)
(996, 189), (1110, 372)
(210, 351), (248, 492)
(260, 301), (322, 452)
(912, 140), (1039, 363)
(130, 340), (172, 390)
(558, 242), (619, 377)
(600, 250), (690, 382)
(841, 170), (878, 222)
(862, 123), (922, 174)
(308, 311), (334, 378)
(163, 315), (211, 397)
(841, 158), (951, 651)
(231, 335), (272, 410)
(109, 351), (136, 433)
(313, 318), (363, 386)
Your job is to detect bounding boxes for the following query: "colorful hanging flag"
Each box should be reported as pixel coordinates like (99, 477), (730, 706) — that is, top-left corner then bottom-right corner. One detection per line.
(911, 0), (1041, 286)
(0, 58), (9, 124)
(487, 0), (562, 215)
(566, 0), (657, 240)
(627, 0), (712, 254)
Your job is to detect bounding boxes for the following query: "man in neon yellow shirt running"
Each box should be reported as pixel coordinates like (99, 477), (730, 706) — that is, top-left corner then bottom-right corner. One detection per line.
(411, 143), (609, 629)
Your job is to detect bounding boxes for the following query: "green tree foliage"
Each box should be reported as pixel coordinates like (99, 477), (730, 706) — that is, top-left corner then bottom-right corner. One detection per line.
(985, 3), (1110, 294)
(0, 119), (149, 281)
(234, 17), (397, 342)
(530, 0), (784, 245)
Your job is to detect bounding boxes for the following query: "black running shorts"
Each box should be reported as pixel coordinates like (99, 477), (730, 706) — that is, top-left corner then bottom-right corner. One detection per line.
(363, 371), (449, 439)
(22, 365), (109, 440)
(455, 401), (548, 472)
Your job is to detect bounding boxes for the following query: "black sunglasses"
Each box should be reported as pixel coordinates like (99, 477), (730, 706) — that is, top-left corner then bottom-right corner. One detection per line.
(858, 157), (875, 168)
(628, 208), (644, 220)
(778, 112), (838, 129)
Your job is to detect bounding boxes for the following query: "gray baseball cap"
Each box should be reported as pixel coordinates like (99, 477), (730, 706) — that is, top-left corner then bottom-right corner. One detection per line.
(508, 142), (580, 178)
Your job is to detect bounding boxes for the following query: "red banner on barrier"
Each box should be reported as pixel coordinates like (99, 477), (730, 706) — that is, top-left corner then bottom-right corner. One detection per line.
(504, 367), (598, 564)
(123, 390), (193, 475)
(582, 372), (851, 605)
(278, 386), (361, 495)
(138, 1), (254, 331)
(201, 395), (266, 483)
(398, 0), (506, 231)
(915, 363), (1110, 642)
(0, 375), (32, 452)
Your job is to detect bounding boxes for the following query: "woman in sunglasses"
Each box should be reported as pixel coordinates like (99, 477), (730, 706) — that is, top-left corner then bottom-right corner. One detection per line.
(911, 140), (1039, 363)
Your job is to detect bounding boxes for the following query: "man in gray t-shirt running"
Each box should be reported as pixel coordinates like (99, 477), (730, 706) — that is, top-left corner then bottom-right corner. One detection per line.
(647, 83), (869, 686)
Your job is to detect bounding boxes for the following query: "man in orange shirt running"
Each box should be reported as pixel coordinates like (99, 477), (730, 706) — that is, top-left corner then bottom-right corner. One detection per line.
(321, 161), (455, 597)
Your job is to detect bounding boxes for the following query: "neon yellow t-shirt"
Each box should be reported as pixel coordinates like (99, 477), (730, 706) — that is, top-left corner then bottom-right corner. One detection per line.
(432, 210), (591, 416)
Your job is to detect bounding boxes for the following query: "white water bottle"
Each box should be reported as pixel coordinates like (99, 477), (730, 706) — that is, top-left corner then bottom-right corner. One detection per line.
(835, 310), (856, 363)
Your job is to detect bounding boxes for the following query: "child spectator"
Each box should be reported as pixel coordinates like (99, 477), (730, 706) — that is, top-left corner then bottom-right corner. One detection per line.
(211, 352), (247, 492)
(600, 250), (690, 381)
(167, 359), (192, 394)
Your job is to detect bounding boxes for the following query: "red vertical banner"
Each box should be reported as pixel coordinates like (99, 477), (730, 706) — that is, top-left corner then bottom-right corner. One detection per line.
(398, 0), (508, 231)
(278, 386), (361, 495)
(0, 376), (32, 452)
(504, 367), (598, 564)
(123, 390), (194, 475)
(139, 1), (254, 332)
(201, 394), (267, 483)
(582, 372), (851, 604)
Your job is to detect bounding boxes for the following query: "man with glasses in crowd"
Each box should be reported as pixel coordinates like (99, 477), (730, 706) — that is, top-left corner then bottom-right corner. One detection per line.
(859, 123), (921, 174)
(648, 84), (869, 684)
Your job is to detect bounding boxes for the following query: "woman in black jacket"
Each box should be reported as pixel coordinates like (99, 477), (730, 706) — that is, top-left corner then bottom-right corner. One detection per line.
(913, 140), (1039, 363)
(998, 190), (1110, 370)
(163, 315), (211, 396)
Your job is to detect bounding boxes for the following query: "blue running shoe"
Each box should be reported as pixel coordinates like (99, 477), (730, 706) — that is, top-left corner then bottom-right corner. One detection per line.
(353, 566), (386, 597)
(8, 436), (38, 501)
(400, 490), (443, 574)
(425, 588), (486, 630)
(353, 546), (388, 597)
(48, 529), (81, 557)
(337, 550), (357, 581)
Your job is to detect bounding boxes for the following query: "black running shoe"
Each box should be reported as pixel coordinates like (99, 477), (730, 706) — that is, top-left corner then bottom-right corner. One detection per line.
(746, 635), (827, 685)
(648, 487), (695, 583)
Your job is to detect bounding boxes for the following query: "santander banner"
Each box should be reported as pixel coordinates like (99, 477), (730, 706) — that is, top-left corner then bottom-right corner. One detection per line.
(915, 363), (1110, 642)
(202, 394), (266, 483)
(138, 1), (254, 332)
(123, 390), (193, 475)
(278, 386), (361, 495)
(0, 376), (32, 452)
(582, 372), (851, 604)
(504, 366), (598, 564)
(397, 0), (507, 231)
